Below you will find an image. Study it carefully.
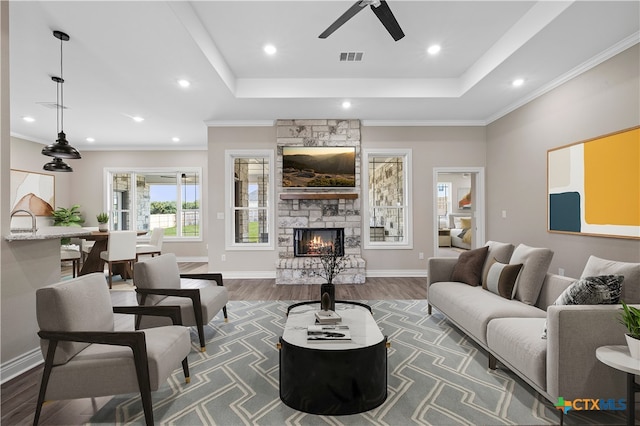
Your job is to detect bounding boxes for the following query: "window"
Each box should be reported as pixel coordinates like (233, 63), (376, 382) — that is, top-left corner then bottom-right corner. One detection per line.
(437, 182), (452, 228)
(105, 168), (202, 239)
(363, 149), (412, 248)
(225, 150), (274, 250)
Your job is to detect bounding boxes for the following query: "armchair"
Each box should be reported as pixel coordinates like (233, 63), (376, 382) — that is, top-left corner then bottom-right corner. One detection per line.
(34, 272), (191, 426)
(134, 253), (229, 352)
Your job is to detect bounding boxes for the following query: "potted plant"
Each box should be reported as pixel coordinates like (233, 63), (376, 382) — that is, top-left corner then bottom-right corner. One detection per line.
(316, 243), (347, 311)
(619, 300), (640, 359)
(96, 212), (109, 232)
(51, 204), (84, 244)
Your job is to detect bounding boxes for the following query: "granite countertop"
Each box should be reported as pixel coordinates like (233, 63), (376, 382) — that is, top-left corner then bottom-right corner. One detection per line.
(4, 226), (92, 242)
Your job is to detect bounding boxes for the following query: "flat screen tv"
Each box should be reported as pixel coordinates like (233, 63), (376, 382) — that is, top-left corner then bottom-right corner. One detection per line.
(282, 146), (356, 188)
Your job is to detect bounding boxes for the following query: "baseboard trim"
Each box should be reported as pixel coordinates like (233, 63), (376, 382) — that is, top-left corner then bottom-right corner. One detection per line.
(366, 269), (428, 278)
(221, 271), (277, 279)
(175, 256), (208, 263)
(1, 347), (42, 384)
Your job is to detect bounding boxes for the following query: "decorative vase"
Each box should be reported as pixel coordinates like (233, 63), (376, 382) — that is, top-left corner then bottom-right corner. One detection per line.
(625, 334), (640, 359)
(320, 283), (335, 311)
(98, 223), (108, 232)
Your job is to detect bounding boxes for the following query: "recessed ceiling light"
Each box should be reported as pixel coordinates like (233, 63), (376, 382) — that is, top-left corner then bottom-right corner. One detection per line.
(512, 78), (525, 87)
(132, 116), (144, 123)
(178, 79), (190, 88)
(427, 45), (441, 55)
(172, 137), (180, 142)
(86, 137), (95, 143)
(264, 44), (277, 55)
(342, 101), (352, 109)
(22, 116), (35, 122)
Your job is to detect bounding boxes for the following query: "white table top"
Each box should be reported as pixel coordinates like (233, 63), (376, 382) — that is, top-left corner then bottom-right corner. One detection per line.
(283, 303), (384, 350)
(596, 345), (640, 375)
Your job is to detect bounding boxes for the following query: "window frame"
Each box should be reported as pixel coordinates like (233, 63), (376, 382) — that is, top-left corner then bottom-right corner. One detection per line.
(362, 148), (413, 249)
(224, 149), (275, 251)
(104, 167), (203, 242)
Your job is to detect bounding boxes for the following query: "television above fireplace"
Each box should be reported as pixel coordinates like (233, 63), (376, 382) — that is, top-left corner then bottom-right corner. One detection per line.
(282, 146), (356, 188)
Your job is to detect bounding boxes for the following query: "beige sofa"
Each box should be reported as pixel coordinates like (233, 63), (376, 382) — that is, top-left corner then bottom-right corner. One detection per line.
(427, 245), (640, 404)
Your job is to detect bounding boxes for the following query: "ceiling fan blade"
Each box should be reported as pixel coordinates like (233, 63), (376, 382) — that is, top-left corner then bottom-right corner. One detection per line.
(370, 0), (405, 41)
(319, 0), (367, 39)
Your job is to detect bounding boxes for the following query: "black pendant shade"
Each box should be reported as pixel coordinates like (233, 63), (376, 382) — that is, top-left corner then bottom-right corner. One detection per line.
(41, 131), (81, 159)
(43, 157), (73, 172)
(43, 30), (81, 171)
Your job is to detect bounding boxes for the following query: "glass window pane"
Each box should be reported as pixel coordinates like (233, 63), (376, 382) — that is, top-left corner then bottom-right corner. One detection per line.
(112, 173), (132, 230)
(233, 156), (270, 245)
(369, 156), (404, 206)
(142, 173), (177, 234)
(181, 172), (200, 237)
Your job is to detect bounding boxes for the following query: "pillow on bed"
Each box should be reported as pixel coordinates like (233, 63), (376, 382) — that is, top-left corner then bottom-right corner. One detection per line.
(459, 217), (471, 230)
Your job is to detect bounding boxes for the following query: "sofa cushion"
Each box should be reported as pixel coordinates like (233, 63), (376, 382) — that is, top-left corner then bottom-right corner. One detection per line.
(487, 318), (547, 391)
(581, 256), (640, 303)
(511, 244), (554, 305)
(555, 275), (624, 306)
(451, 246), (489, 286)
(480, 241), (515, 284)
(482, 259), (523, 299)
(428, 282), (545, 345)
(542, 275), (624, 338)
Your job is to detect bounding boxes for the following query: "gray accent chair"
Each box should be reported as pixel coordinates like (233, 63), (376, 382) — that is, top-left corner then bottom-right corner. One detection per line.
(134, 253), (229, 352)
(34, 272), (192, 426)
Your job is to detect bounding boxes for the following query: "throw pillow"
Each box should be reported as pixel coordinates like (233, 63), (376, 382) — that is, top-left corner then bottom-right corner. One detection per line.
(482, 258), (523, 299)
(581, 256), (640, 303)
(510, 244), (554, 305)
(480, 241), (515, 286)
(541, 275), (624, 339)
(450, 246), (489, 286)
(462, 229), (472, 244)
(459, 217), (471, 230)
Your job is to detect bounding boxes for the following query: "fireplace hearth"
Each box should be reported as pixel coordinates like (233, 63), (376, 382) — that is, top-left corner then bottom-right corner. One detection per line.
(294, 228), (344, 257)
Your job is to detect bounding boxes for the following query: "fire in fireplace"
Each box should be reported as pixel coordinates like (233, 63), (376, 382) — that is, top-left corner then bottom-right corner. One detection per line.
(294, 228), (344, 257)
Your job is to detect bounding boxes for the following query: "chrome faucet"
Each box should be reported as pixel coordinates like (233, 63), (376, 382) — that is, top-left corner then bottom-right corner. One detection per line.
(10, 209), (37, 234)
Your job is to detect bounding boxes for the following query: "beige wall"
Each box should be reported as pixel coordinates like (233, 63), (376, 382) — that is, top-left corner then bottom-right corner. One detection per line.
(486, 44), (640, 278)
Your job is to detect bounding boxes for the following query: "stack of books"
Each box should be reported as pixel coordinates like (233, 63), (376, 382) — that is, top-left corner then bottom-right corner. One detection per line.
(315, 310), (341, 324)
(307, 325), (351, 342)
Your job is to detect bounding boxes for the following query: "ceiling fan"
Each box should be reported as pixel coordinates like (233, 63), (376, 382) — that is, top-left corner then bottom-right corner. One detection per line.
(319, 0), (405, 42)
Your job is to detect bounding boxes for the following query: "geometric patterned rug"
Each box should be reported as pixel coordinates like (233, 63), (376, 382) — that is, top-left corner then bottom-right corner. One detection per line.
(89, 300), (627, 425)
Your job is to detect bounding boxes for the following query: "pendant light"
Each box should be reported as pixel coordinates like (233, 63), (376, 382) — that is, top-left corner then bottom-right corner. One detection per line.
(42, 30), (80, 171)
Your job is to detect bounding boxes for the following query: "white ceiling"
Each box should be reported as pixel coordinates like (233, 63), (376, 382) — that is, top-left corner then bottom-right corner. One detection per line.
(9, 1), (639, 151)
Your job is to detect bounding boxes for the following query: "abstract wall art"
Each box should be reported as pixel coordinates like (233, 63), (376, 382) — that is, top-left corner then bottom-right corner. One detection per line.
(10, 169), (55, 216)
(547, 126), (639, 239)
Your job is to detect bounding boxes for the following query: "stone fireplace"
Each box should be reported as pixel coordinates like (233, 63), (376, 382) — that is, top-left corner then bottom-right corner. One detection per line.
(275, 119), (366, 284)
(294, 228), (344, 257)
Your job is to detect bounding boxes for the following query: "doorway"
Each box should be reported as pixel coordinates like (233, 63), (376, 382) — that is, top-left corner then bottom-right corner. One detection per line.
(433, 167), (485, 258)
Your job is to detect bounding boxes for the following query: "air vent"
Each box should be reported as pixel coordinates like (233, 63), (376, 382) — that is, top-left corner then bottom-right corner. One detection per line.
(339, 52), (364, 62)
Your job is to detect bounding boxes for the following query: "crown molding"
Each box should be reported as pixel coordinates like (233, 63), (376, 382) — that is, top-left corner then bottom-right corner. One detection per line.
(361, 120), (487, 127)
(205, 120), (276, 127)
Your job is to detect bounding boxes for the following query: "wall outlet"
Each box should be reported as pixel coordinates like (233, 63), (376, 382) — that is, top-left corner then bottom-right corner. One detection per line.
(221, 254), (226, 262)
(502, 210), (507, 218)
(558, 268), (565, 276)
(419, 252), (424, 260)
(217, 212), (224, 220)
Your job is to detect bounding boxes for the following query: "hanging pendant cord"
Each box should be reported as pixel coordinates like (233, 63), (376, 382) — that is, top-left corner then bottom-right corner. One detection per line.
(59, 35), (64, 133)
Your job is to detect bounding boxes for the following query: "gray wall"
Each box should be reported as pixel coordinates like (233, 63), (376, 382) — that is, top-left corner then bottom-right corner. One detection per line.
(486, 44), (640, 278)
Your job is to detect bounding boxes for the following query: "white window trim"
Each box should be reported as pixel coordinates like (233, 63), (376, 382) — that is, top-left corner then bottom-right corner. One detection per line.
(362, 148), (413, 249)
(104, 167), (204, 242)
(224, 149), (275, 251)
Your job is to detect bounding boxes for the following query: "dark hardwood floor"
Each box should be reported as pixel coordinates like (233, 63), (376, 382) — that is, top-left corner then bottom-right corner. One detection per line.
(1, 262), (427, 426)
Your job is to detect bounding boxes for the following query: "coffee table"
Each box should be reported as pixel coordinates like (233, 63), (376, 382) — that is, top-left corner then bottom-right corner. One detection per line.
(279, 301), (388, 415)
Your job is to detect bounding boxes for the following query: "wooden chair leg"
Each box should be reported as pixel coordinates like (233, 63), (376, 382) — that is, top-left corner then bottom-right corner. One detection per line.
(489, 353), (497, 370)
(108, 262), (113, 289)
(33, 340), (59, 426)
(182, 357), (190, 384)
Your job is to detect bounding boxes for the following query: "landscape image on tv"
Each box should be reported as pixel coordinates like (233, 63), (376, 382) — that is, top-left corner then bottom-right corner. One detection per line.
(282, 147), (356, 188)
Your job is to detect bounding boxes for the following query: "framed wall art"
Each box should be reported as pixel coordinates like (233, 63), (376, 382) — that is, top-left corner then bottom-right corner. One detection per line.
(547, 126), (639, 239)
(10, 169), (55, 216)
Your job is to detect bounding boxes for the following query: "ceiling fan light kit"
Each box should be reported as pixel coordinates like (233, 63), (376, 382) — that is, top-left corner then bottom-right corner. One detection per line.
(319, 0), (405, 41)
(42, 30), (81, 171)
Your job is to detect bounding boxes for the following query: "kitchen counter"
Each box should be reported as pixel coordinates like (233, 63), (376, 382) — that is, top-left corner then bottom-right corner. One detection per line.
(4, 226), (92, 242)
